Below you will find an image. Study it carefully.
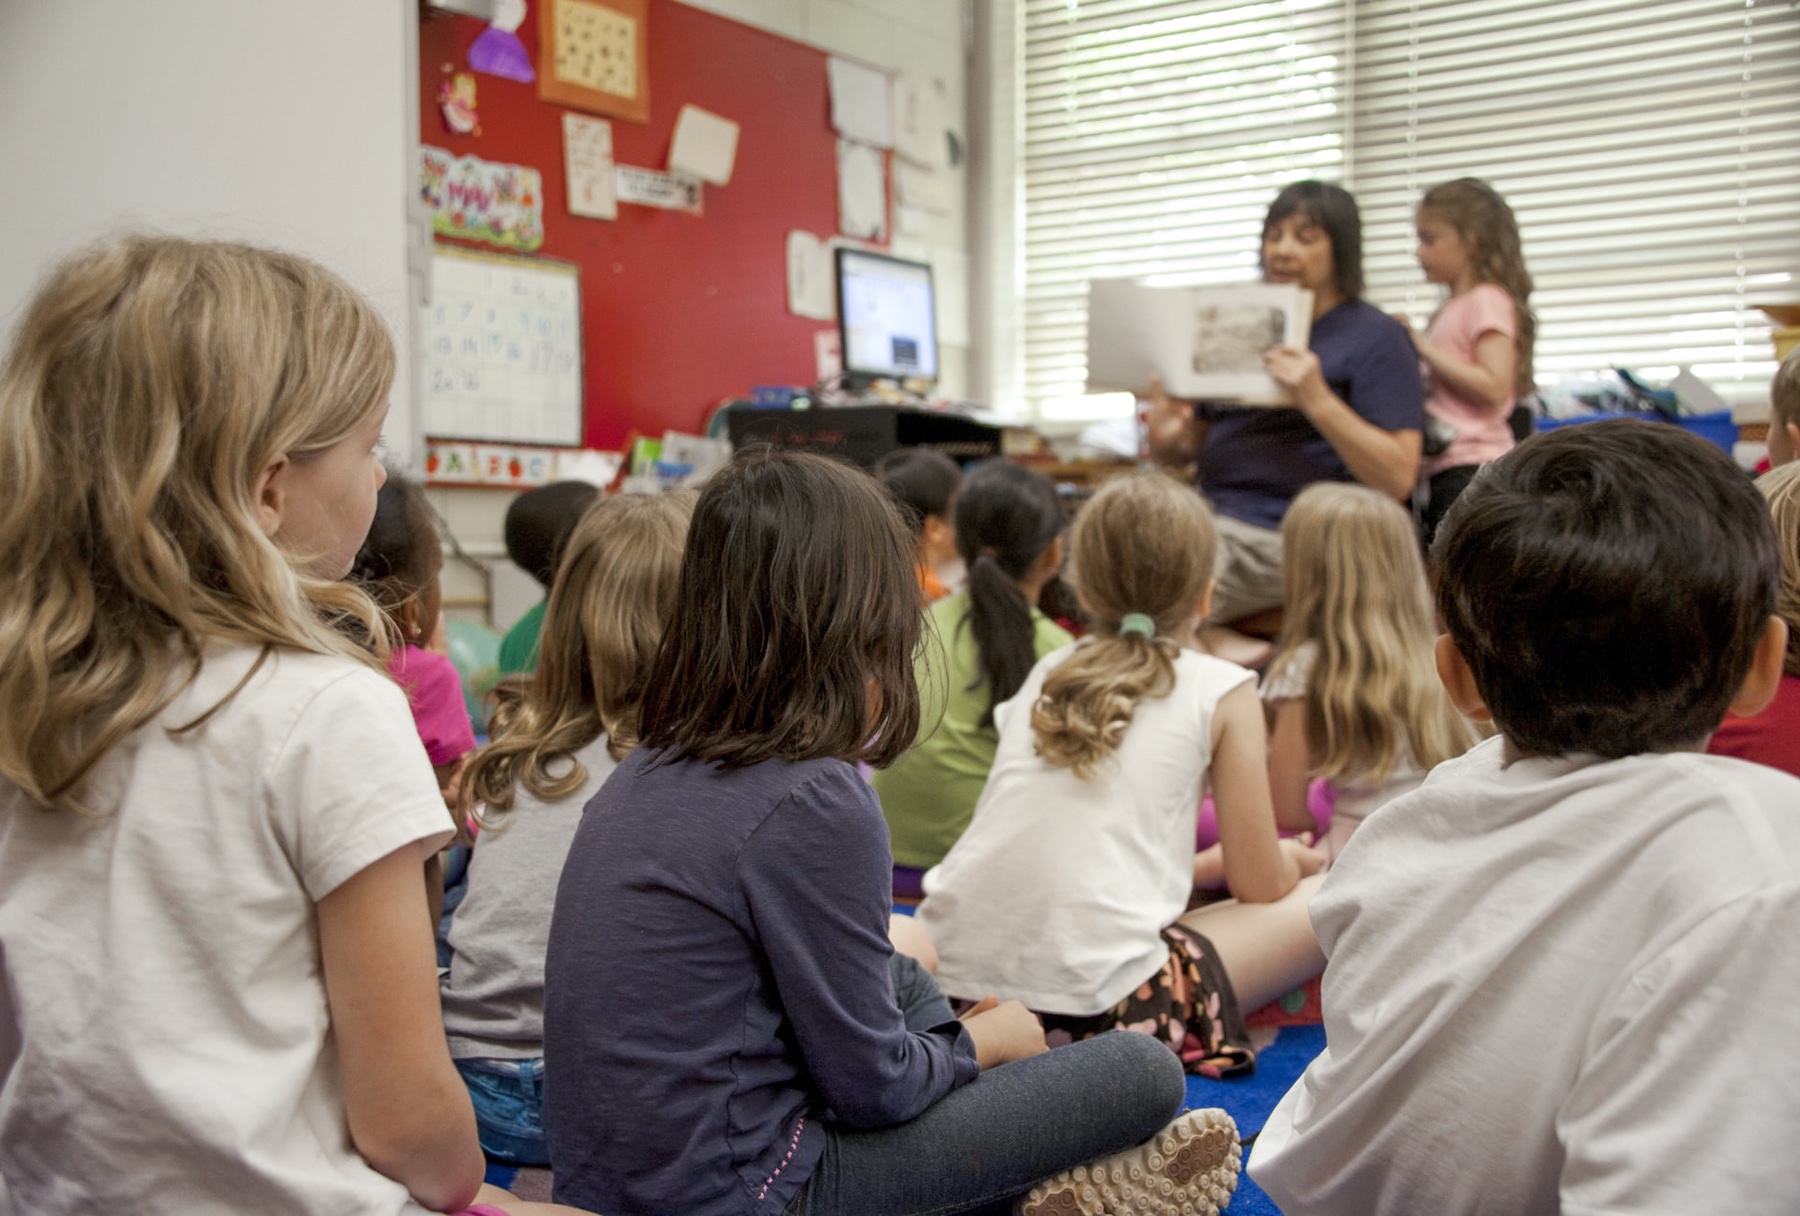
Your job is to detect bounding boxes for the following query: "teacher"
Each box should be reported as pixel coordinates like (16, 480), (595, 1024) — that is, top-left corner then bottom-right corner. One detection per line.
(1147, 180), (1423, 626)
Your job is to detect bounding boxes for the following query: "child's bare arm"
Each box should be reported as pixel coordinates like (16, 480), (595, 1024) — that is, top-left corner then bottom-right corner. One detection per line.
(1193, 844), (1225, 888)
(1211, 682), (1319, 903)
(1266, 697), (1321, 836)
(1401, 319), (1516, 411)
(888, 913), (939, 974)
(1145, 375), (1209, 466)
(319, 843), (483, 1212)
(957, 996), (1048, 1069)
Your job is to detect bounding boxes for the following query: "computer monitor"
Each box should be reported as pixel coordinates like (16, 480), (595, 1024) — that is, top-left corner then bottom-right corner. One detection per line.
(836, 248), (938, 386)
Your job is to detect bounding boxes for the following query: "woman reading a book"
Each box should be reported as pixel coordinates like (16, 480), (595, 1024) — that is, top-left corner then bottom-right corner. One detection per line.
(1146, 181), (1423, 636)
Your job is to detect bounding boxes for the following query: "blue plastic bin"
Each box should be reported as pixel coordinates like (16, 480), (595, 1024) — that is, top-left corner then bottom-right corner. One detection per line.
(1535, 409), (1737, 453)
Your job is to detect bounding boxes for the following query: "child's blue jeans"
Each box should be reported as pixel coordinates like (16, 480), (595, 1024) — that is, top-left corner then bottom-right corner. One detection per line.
(454, 1056), (549, 1165)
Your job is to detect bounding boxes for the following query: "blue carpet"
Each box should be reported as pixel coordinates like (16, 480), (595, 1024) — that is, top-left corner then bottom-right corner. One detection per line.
(1183, 1023), (1325, 1216)
(1183, 1023), (1322, 1137)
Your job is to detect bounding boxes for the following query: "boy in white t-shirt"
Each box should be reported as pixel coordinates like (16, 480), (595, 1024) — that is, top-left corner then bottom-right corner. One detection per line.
(1251, 419), (1800, 1215)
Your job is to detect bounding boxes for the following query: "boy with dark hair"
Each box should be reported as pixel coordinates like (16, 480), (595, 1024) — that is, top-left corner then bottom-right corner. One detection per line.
(497, 480), (598, 675)
(1251, 420), (1800, 1214)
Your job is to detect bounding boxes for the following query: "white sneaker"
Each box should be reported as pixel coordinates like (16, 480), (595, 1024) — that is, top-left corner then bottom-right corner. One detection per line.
(1016, 1108), (1241, 1216)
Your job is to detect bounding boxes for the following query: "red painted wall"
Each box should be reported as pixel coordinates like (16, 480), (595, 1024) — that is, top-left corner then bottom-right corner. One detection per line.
(420, 2), (873, 450)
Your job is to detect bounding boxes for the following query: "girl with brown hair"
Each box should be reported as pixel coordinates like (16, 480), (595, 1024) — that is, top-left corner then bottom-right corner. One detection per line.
(542, 449), (1243, 1216)
(1403, 176), (1537, 544)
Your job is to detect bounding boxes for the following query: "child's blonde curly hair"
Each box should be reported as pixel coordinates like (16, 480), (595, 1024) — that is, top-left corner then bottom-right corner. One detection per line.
(0, 235), (395, 812)
(1031, 473), (1214, 778)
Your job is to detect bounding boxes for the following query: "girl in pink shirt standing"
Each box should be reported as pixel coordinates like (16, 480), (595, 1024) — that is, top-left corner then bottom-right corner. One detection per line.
(1402, 177), (1536, 545)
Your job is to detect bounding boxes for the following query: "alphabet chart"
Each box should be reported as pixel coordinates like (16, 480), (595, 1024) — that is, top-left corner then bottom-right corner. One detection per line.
(422, 247), (584, 445)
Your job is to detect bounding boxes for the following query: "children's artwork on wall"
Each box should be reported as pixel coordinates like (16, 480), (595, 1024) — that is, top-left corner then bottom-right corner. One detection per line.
(615, 164), (701, 214)
(786, 230), (835, 321)
(893, 75), (947, 169)
(539, 0), (649, 124)
(438, 72), (481, 136)
(422, 146), (546, 251)
(470, 0), (536, 82)
(894, 159), (951, 216)
(563, 112), (617, 219)
(426, 440), (561, 487)
(836, 139), (888, 242)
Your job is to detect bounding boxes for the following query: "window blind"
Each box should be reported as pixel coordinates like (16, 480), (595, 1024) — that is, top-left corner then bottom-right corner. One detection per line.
(1016, 0), (1800, 417)
(1020, 0), (1349, 417)
(1353, 0), (1800, 404)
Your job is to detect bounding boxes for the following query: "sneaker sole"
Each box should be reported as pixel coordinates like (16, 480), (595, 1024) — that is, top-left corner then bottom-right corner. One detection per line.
(1017, 1108), (1241, 1216)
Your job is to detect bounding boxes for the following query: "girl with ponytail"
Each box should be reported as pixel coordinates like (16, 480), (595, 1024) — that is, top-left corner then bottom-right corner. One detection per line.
(872, 460), (1071, 889)
(918, 474), (1325, 1074)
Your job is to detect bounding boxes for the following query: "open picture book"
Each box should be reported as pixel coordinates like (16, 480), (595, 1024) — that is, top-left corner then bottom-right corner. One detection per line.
(1086, 280), (1313, 405)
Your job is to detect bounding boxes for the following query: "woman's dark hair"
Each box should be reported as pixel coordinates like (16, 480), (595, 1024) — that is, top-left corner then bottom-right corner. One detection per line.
(875, 447), (962, 537)
(505, 480), (599, 588)
(637, 449), (923, 769)
(348, 471), (439, 619)
(954, 460), (1065, 727)
(1434, 420), (1777, 758)
(1262, 179), (1364, 299)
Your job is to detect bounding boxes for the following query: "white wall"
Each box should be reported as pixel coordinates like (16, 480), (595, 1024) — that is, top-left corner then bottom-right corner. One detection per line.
(0, 0), (421, 459)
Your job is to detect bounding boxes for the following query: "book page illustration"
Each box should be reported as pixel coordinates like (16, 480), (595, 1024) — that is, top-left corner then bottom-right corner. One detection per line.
(1086, 280), (1311, 405)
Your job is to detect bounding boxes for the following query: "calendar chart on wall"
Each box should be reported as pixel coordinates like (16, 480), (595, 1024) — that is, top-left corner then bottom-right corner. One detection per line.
(422, 247), (584, 445)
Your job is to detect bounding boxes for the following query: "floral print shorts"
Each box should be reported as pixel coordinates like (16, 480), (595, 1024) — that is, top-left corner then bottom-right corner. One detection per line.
(1036, 923), (1254, 1079)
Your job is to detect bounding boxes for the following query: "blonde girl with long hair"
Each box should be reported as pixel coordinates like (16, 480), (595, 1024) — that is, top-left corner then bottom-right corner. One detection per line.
(1265, 482), (1476, 864)
(0, 235), (585, 1216)
(919, 473), (1325, 1077)
(1402, 176), (1537, 544)
(441, 489), (692, 1166)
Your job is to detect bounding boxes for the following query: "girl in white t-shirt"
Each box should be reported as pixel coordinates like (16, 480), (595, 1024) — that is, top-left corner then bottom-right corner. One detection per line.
(0, 236), (586, 1216)
(1264, 483), (1477, 865)
(918, 473), (1326, 1076)
(443, 489), (692, 1166)
(1401, 176), (1536, 545)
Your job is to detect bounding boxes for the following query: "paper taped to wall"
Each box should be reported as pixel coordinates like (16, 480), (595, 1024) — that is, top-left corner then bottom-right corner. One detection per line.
(827, 57), (893, 148)
(836, 140), (887, 242)
(669, 104), (739, 186)
(786, 230), (835, 320)
(563, 113), (617, 220)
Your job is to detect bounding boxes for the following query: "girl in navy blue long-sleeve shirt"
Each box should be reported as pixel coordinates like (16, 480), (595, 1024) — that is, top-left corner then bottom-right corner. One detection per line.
(543, 450), (1242, 1216)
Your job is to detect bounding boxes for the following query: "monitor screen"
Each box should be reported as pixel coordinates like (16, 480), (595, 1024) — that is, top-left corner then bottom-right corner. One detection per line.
(836, 249), (938, 384)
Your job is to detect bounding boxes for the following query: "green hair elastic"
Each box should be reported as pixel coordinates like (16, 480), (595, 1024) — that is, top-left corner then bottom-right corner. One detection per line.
(1118, 613), (1157, 638)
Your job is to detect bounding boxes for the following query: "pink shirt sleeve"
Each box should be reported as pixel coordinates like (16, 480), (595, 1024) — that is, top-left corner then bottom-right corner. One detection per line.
(388, 645), (477, 767)
(1431, 282), (1517, 358)
(1422, 283), (1522, 475)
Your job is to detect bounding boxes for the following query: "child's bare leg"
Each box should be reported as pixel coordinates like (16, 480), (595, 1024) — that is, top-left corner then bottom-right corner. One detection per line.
(1177, 873), (1325, 1012)
(887, 912), (939, 973)
(471, 1181), (594, 1214)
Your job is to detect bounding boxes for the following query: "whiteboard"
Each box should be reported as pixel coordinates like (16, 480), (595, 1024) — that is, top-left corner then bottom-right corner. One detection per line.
(421, 247), (583, 445)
